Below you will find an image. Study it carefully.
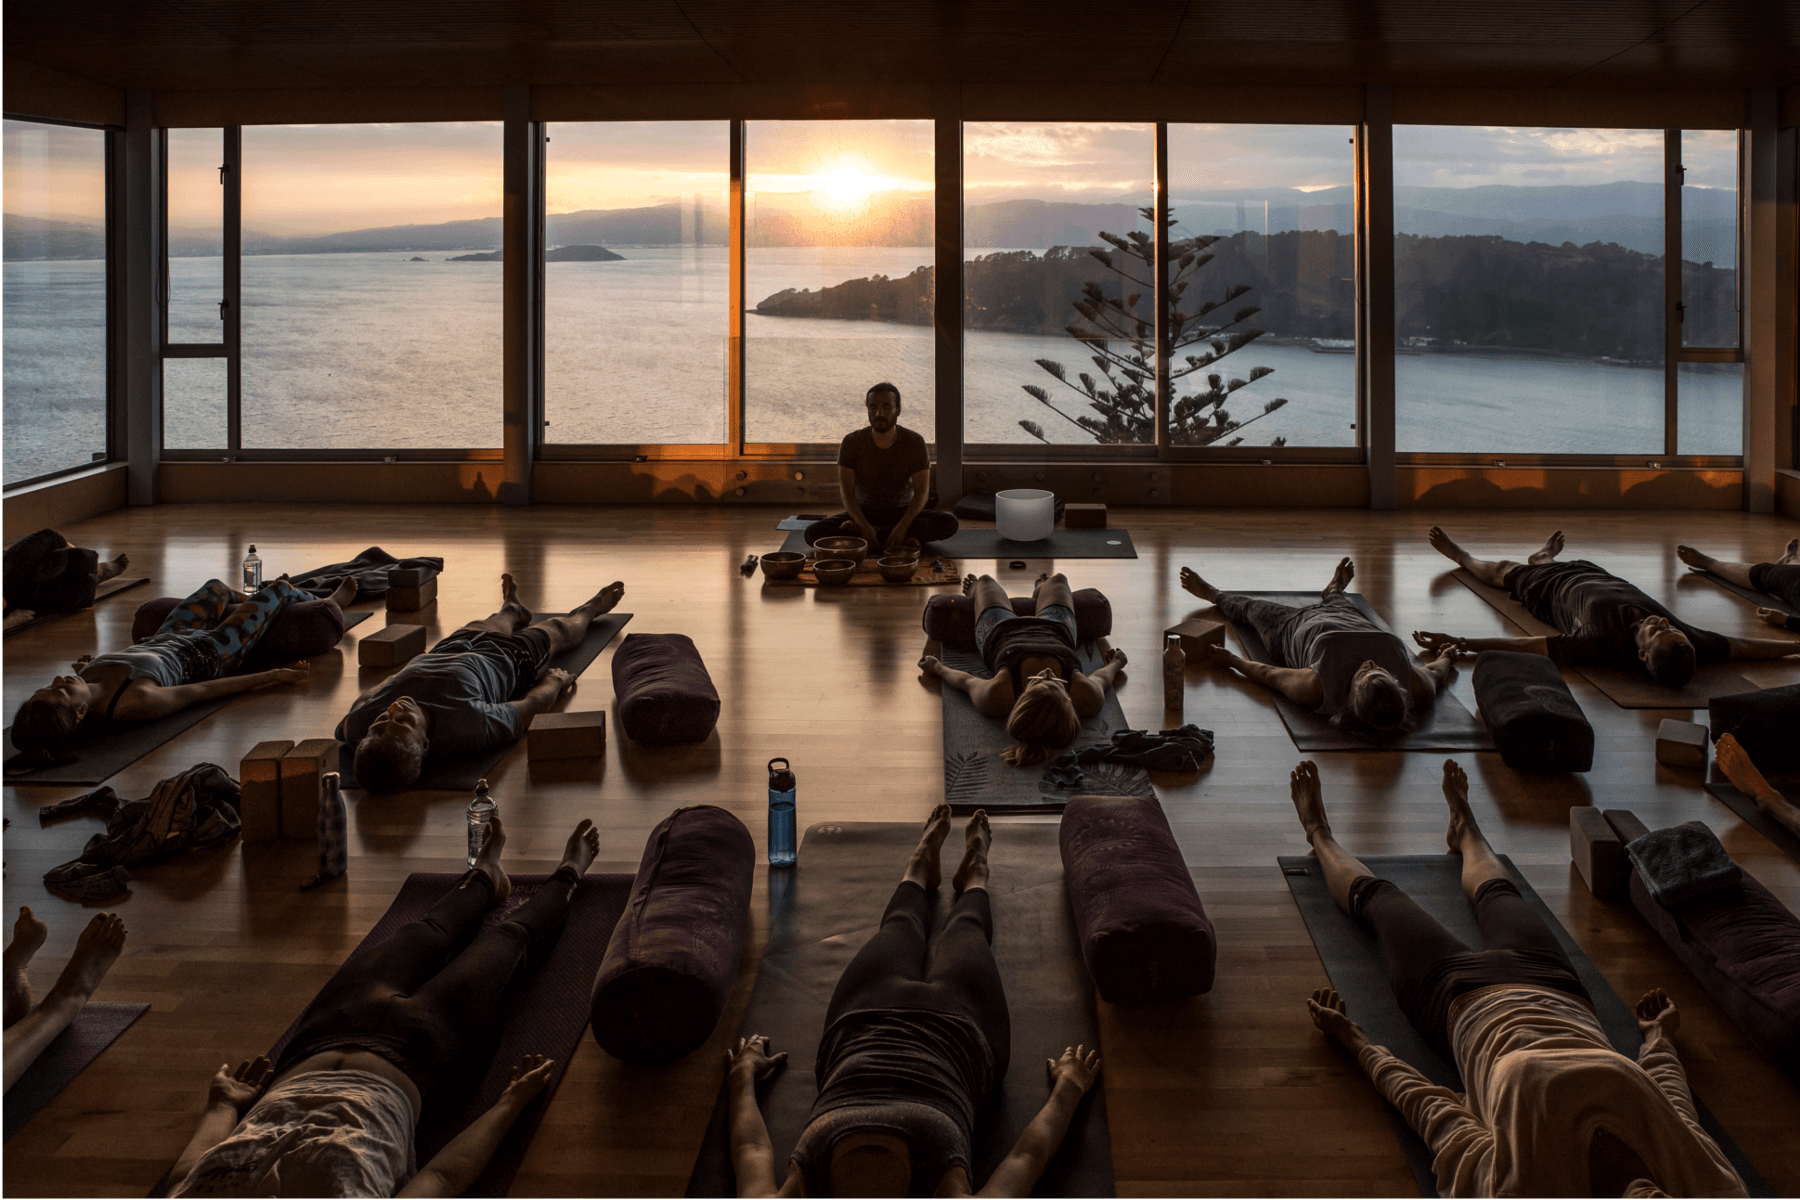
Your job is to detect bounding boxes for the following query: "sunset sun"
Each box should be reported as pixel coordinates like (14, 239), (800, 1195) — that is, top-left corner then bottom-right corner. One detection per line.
(819, 164), (878, 204)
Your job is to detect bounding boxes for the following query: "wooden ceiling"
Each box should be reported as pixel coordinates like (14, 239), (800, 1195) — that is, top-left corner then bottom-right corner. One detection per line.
(4, 0), (1797, 95)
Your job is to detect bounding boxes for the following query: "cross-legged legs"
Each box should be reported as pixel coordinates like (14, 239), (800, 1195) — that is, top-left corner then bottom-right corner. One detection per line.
(4, 910), (128, 1092)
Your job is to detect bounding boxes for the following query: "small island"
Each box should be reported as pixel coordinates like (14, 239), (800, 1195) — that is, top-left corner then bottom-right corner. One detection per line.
(546, 244), (623, 262)
(408, 256), (427, 261)
(448, 250), (503, 261)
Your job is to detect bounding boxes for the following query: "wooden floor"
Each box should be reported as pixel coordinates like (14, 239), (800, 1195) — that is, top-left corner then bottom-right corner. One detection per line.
(5, 502), (1800, 1197)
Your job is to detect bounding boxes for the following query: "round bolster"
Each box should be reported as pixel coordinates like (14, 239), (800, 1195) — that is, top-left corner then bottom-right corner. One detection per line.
(131, 595), (346, 669)
(1060, 794), (1215, 1004)
(1472, 651), (1593, 774)
(611, 632), (722, 745)
(590, 805), (753, 1064)
(921, 588), (1113, 652)
(1710, 682), (1800, 772)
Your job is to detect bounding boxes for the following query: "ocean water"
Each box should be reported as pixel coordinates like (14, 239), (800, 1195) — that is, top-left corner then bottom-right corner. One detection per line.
(4, 247), (1743, 484)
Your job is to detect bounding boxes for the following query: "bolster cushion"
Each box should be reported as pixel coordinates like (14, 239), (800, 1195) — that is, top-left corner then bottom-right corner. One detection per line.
(1060, 793), (1215, 1003)
(1711, 683), (1800, 773)
(922, 588), (1113, 652)
(611, 633), (721, 745)
(590, 805), (753, 1064)
(1472, 650), (1593, 773)
(132, 596), (347, 671)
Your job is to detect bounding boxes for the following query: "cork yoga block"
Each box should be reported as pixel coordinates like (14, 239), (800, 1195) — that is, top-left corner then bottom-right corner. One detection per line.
(386, 576), (438, 612)
(1655, 718), (1709, 770)
(529, 711), (607, 759)
(1166, 616), (1225, 658)
(239, 739), (293, 843)
(359, 622), (427, 668)
(1569, 806), (1629, 899)
(387, 566), (435, 588)
(280, 739), (337, 839)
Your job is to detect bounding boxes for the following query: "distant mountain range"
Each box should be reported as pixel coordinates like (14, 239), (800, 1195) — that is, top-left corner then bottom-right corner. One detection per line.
(5, 181), (1739, 265)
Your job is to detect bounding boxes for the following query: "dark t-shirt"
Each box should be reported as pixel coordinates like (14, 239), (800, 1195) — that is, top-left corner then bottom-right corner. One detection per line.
(4, 528), (98, 617)
(838, 426), (930, 510)
(1272, 594), (1417, 716)
(337, 638), (527, 754)
(1506, 559), (1731, 671)
(1750, 562), (1800, 632)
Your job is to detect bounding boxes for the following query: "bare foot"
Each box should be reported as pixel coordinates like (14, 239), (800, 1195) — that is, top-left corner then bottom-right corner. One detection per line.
(1326, 556), (1354, 594)
(1716, 733), (1784, 805)
(324, 575), (358, 608)
(1442, 760), (1475, 854)
(1288, 760), (1330, 846)
(1782, 538), (1800, 566)
(97, 554), (130, 584)
(952, 810), (991, 894)
(580, 581), (626, 615)
(907, 804), (952, 891)
(1675, 545), (1712, 571)
(560, 819), (599, 876)
(1426, 525), (1471, 567)
(1527, 530), (1564, 565)
(500, 573), (520, 605)
(1756, 607), (1790, 629)
(962, 573), (977, 596)
(43, 913), (126, 1007)
(5, 907), (49, 1025)
(1179, 566), (1220, 602)
(472, 815), (512, 904)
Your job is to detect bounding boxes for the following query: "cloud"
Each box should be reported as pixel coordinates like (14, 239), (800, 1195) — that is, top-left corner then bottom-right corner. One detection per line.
(1394, 125), (1665, 188)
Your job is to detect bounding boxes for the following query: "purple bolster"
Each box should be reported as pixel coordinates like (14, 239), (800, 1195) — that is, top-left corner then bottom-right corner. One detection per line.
(922, 588), (1112, 651)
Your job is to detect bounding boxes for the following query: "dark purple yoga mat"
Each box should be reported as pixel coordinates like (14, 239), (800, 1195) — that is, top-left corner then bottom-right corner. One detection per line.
(4, 1001), (148, 1140)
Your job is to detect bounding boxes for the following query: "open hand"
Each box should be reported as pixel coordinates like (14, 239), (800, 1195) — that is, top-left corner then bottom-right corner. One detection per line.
(1412, 630), (1463, 657)
(209, 1056), (274, 1113)
(262, 663), (310, 687)
(726, 1034), (787, 1085)
(1636, 988), (1680, 1040)
(542, 667), (576, 694)
(500, 1054), (556, 1108)
(1046, 1044), (1101, 1094)
(72, 654), (94, 671)
(1307, 987), (1367, 1050)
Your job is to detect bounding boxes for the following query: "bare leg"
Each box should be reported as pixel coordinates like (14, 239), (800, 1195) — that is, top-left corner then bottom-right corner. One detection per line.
(1441, 760), (1509, 899)
(903, 804), (952, 891)
(4, 908), (48, 1029)
(1178, 566), (1221, 602)
(1675, 545), (1758, 588)
(1426, 525), (1537, 589)
(1716, 734), (1800, 840)
(457, 573), (535, 637)
(321, 575), (358, 612)
(967, 573), (1011, 614)
(3, 913), (127, 1092)
(470, 814), (512, 905)
(95, 553), (129, 584)
(1321, 557), (1354, 599)
(1784, 538), (1800, 566)
(952, 809), (991, 895)
(1031, 571), (1075, 615)
(530, 579), (626, 656)
(1289, 761), (1375, 913)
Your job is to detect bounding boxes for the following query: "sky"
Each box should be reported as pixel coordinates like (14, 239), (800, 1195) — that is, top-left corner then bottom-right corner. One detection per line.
(3, 120), (106, 224)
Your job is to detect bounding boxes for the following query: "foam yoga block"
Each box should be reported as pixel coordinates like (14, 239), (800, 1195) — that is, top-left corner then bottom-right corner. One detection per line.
(1656, 719), (1709, 770)
(1570, 806), (1629, 898)
(921, 588), (1113, 652)
(1711, 682), (1800, 772)
(358, 623), (426, 667)
(386, 576), (438, 612)
(528, 711), (606, 759)
(590, 805), (753, 1064)
(611, 633), (720, 745)
(280, 739), (337, 839)
(134, 596), (346, 668)
(1059, 793), (1215, 1003)
(1472, 650), (1593, 773)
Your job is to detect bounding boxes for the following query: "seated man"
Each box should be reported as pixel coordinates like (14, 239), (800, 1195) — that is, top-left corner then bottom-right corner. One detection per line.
(1180, 556), (1457, 738)
(338, 574), (623, 792)
(1677, 538), (1800, 631)
(4, 528), (131, 629)
(804, 382), (958, 552)
(5, 908), (128, 1092)
(1419, 526), (1799, 689)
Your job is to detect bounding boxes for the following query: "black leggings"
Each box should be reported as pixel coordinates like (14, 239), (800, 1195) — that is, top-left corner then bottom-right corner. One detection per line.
(804, 507), (960, 547)
(278, 866), (577, 1106)
(826, 882), (1011, 1080)
(1350, 875), (1592, 1062)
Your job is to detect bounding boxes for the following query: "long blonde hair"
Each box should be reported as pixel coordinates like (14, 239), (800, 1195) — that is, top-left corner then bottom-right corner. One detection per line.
(1002, 673), (1081, 767)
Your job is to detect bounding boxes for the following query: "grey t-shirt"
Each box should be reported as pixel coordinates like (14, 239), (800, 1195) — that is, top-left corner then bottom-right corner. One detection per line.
(337, 643), (525, 755)
(1274, 594), (1417, 716)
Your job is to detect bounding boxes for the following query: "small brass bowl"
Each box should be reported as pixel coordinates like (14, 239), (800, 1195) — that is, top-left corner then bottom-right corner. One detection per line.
(811, 558), (858, 585)
(877, 555), (918, 582)
(759, 551), (806, 580)
(812, 536), (868, 567)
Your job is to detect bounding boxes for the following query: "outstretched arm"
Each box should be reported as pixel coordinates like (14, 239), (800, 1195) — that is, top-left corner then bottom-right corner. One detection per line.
(399, 1056), (554, 1198)
(507, 667), (576, 723)
(920, 655), (1013, 717)
(724, 1036), (790, 1199)
(1069, 643), (1127, 718)
(1724, 635), (1800, 661)
(1413, 630), (1548, 658)
(977, 1046), (1101, 1198)
(169, 1058), (273, 1187)
(120, 664), (309, 720)
(1200, 644), (1324, 708)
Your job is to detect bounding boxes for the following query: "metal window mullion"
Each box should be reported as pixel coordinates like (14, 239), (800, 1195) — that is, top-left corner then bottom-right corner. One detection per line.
(1665, 130), (1681, 459)
(107, 127), (128, 465)
(532, 120), (547, 459)
(1154, 122), (1171, 457)
(225, 126), (242, 452)
(729, 120), (746, 456)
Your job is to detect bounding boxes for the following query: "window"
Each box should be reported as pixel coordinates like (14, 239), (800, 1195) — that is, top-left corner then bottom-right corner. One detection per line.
(1167, 123), (1357, 449)
(3, 118), (109, 485)
(164, 127), (229, 450)
(1677, 130), (1740, 457)
(240, 122), (503, 449)
(963, 122), (1153, 447)
(543, 122), (728, 447)
(744, 120), (934, 446)
(1393, 126), (1666, 455)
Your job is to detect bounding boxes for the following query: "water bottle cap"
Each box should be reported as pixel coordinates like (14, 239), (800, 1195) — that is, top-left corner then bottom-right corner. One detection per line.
(768, 757), (795, 790)
(248, 545), (256, 552)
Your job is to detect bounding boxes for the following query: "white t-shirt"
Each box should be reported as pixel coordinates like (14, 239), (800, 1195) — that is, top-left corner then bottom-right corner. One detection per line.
(171, 1069), (417, 1198)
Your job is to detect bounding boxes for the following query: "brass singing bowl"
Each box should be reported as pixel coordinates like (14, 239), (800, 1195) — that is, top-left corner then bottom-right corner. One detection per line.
(759, 551), (806, 580)
(877, 555), (919, 582)
(811, 558), (859, 585)
(812, 536), (868, 567)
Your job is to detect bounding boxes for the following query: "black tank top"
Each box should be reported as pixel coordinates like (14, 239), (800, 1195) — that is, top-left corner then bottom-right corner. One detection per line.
(982, 617), (1082, 694)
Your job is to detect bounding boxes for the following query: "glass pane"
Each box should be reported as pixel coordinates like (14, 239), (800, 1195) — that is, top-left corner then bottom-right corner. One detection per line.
(241, 122), (503, 449)
(1394, 126), (1665, 454)
(544, 122), (728, 445)
(1681, 130), (1737, 348)
(1168, 124), (1356, 448)
(963, 122), (1152, 446)
(164, 357), (228, 448)
(167, 128), (224, 343)
(3, 119), (109, 485)
(745, 120), (934, 444)
(1677, 360), (1741, 456)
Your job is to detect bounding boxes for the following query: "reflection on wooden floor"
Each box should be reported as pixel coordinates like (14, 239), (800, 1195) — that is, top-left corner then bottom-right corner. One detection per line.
(5, 502), (1799, 1197)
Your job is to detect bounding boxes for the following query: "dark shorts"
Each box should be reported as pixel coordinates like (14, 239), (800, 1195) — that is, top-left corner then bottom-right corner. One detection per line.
(1750, 561), (1800, 610)
(434, 627), (553, 693)
(974, 603), (1076, 657)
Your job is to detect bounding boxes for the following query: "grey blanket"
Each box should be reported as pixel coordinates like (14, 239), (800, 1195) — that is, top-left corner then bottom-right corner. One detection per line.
(1625, 821), (1742, 907)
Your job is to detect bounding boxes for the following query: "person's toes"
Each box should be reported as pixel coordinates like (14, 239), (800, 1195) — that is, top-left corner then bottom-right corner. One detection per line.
(6, 907), (49, 963)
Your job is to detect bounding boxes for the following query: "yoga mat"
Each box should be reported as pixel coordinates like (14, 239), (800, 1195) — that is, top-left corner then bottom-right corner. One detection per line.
(3, 609), (376, 786)
(776, 515), (829, 532)
(4, 1001), (148, 1141)
(1452, 570), (1758, 709)
(685, 822), (1114, 1198)
(930, 527), (1137, 561)
(4, 576), (150, 638)
(335, 611), (631, 791)
(1221, 591), (1496, 752)
(1689, 569), (1800, 621)
(1279, 853), (1770, 1198)
(1706, 783), (1800, 865)
(937, 641), (1149, 815)
(266, 871), (633, 1199)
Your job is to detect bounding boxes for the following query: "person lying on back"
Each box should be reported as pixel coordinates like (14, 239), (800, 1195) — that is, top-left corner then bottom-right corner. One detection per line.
(1677, 538), (1800, 631)
(4, 528), (131, 629)
(339, 574), (622, 792)
(804, 382), (958, 552)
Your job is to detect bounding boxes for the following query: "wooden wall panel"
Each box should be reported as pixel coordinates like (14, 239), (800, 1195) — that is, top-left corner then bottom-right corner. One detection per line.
(1398, 465), (1744, 509)
(157, 461), (508, 503)
(2, 466), (131, 540)
(1778, 469), (1800, 520)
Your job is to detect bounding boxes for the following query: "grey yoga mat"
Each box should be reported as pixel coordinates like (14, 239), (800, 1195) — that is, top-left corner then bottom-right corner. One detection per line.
(4, 1002), (148, 1140)
(778, 528), (1138, 560)
(1688, 568), (1800, 620)
(3, 575), (150, 638)
(685, 821), (1114, 1198)
(1705, 782), (1800, 865)
(1279, 852), (1770, 1198)
(334, 611), (631, 791)
(3, 610), (374, 786)
(1220, 591), (1497, 752)
(937, 641), (1149, 815)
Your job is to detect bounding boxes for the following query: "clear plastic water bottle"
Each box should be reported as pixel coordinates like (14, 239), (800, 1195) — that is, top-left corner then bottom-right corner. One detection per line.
(466, 778), (496, 868)
(242, 544), (263, 590)
(767, 757), (797, 868)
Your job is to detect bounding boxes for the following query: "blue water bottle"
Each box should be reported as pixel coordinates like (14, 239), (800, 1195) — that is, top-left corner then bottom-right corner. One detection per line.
(767, 757), (797, 867)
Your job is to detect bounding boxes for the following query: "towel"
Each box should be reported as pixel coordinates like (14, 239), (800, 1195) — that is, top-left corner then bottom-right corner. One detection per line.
(1625, 821), (1742, 908)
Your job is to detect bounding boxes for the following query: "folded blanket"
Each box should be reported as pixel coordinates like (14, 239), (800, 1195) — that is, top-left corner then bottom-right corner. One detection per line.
(1046, 725), (1215, 787)
(1625, 821), (1742, 908)
(287, 546), (444, 600)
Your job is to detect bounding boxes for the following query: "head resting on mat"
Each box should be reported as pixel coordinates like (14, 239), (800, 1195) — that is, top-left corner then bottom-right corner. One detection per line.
(10, 677), (91, 766)
(355, 697), (431, 792)
(1634, 617), (1696, 688)
(830, 1131), (912, 1197)
(1333, 661), (1414, 739)
(1001, 669), (1081, 766)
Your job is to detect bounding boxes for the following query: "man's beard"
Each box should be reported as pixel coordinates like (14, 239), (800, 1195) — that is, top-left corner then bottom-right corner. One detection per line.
(870, 416), (895, 432)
